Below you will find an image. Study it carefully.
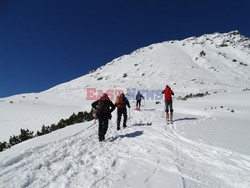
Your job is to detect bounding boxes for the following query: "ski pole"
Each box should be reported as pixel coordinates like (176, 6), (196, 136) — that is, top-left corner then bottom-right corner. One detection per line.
(129, 108), (131, 119)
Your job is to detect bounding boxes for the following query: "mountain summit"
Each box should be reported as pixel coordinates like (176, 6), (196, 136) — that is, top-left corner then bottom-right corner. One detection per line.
(43, 31), (250, 105)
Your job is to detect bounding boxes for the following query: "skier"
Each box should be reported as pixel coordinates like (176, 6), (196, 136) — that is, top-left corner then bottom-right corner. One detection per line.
(91, 93), (116, 141)
(162, 85), (174, 123)
(135, 91), (144, 110)
(115, 93), (131, 130)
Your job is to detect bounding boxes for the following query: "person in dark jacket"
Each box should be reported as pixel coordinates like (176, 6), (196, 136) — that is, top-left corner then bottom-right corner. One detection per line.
(115, 93), (130, 130)
(135, 91), (144, 110)
(92, 93), (116, 141)
(162, 85), (174, 122)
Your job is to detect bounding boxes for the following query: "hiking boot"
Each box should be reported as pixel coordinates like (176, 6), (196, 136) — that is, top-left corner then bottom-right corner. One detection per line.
(117, 127), (120, 130)
(99, 136), (105, 142)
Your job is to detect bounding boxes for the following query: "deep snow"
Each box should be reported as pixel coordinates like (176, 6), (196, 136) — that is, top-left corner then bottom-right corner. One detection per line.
(1, 31), (250, 187)
(1, 92), (250, 187)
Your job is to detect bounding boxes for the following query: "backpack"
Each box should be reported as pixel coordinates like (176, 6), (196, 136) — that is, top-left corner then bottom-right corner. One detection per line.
(116, 96), (125, 109)
(164, 87), (173, 100)
(97, 97), (110, 114)
(136, 93), (143, 100)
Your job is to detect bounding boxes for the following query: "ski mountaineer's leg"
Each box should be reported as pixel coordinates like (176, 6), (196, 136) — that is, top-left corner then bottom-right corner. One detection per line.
(165, 100), (171, 124)
(165, 100), (168, 114)
(166, 113), (170, 123)
(170, 100), (174, 123)
(138, 100), (141, 110)
(117, 109), (122, 130)
(98, 117), (102, 139)
(170, 113), (173, 124)
(123, 108), (127, 128)
(101, 116), (109, 140)
(136, 100), (139, 110)
(98, 114), (105, 141)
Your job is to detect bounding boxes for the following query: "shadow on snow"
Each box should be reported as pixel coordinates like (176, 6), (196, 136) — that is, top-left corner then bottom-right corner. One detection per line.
(109, 131), (143, 142)
(132, 122), (152, 126)
(140, 108), (156, 111)
(174, 117), (198, 122)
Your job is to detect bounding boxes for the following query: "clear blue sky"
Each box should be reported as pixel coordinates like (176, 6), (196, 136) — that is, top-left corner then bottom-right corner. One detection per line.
(1, 0), (249, 98)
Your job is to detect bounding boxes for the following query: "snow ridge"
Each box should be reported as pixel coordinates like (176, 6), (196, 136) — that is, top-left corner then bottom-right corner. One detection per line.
(41, 31), (250, 105)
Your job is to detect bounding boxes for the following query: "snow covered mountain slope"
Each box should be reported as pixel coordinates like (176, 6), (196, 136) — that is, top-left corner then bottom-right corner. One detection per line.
(1, 30), (249, 141)
(44, 30), (250, 99)
(0, 92), (250, 188)
(0, 31), (250, 187)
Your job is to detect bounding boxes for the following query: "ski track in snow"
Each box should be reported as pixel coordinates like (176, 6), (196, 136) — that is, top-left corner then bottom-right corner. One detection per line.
(1, 108), (250, 188)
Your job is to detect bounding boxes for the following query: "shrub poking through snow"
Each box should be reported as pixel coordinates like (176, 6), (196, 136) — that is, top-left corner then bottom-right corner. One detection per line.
(0, 111), (94, 152)
(178, 92), (209, 100)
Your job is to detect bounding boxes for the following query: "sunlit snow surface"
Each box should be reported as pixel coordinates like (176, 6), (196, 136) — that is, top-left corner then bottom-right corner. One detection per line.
(1, 31), (250, 187)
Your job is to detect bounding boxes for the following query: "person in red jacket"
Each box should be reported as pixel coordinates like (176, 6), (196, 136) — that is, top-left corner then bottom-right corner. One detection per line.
(162, 85), (174, 123)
